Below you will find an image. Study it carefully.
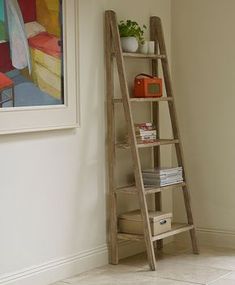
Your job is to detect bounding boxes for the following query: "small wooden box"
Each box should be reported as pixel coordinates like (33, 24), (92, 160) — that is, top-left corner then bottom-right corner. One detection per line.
(119, 210), (172, 236)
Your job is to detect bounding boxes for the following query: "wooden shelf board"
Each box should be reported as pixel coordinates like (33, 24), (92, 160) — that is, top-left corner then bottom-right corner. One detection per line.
(113, 97), (173, 103)
(137, 139), (180, 148)
(152, 223), (194, 241)
(118, 223), (193, 242)
(115, 185), (138, 194)
(130, 97), (173, 102)
(115, 182), (186, 195)
(118, 233), (144, 241)
(144, 182), (186, 195)
(113, 98), (123, 103)
(116, 139), (179, 149)
(122, 52), (166, 59)
(115, 142), (132, 149)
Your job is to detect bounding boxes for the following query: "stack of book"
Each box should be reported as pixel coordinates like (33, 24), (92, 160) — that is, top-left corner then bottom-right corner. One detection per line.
(135, 123), (157, 143)
(142, 167), (183, 187)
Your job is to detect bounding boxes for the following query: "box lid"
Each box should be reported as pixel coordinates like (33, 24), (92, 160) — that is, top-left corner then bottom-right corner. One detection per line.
(119, 210), (172, 223)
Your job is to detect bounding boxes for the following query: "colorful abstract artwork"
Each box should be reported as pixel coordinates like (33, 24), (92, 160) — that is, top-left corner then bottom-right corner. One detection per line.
(0, 0), (64, 108)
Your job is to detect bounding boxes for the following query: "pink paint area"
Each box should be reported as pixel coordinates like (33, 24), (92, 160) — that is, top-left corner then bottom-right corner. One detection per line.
(29, 32), (61, 59)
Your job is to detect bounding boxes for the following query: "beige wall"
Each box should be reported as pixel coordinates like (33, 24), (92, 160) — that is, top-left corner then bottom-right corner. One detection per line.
(0, 1), (171, 285)
(172, 0), (235, 247)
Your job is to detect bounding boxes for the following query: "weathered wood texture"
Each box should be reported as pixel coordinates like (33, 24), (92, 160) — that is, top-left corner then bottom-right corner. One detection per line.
(105, 12), (118, 265)
(150, 16), (162, 250)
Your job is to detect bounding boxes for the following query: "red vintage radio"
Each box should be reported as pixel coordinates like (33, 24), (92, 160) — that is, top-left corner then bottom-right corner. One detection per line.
(134, 73), (163, 98)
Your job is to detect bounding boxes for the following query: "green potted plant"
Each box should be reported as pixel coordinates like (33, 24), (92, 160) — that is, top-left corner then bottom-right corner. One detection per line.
(118, 20), (146, 53)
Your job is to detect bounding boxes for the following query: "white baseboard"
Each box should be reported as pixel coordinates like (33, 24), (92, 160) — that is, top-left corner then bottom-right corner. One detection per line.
(175, 227), (235, 249)
(0, 235), (200, 285)
(197, 227), (235, 249)
(0, 241), (148, 285)
(0, 245), (108, 285)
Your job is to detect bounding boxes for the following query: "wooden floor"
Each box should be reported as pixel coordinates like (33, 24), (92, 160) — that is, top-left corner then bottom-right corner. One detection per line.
(52, 242), (235, 285)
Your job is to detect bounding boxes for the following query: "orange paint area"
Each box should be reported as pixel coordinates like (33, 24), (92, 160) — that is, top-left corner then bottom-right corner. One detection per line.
(0, 72), (13, 90)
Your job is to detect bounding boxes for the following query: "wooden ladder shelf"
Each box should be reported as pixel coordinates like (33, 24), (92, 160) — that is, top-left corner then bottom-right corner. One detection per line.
(105, 10), (199, 271)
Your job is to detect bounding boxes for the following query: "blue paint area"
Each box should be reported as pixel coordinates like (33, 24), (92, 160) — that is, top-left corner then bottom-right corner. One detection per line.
(2, 71), (61, 107)
(6, 69), (21, 78)
(11, 74), (31, 85)
(6, 69), (31, 85)
(13, 75), (30, 85)
(0, 0), (4, 22)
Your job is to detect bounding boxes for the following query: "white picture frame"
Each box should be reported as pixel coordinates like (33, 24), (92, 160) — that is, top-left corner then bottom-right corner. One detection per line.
(0, 0), (80, 135)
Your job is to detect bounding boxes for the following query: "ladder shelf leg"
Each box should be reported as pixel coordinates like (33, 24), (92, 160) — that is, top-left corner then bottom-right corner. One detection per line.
(150, 17), (163, 251)
(153, 15), (200, 255)
(183, 185), (200, 254)
(108, 10), (157, 270)
(105, 12), (119, 265)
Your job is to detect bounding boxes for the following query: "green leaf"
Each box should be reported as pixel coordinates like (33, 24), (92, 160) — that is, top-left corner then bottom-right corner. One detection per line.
(118, 19), (147, 44)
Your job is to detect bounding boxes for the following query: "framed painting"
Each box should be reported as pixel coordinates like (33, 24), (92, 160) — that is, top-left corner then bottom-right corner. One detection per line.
(0, 0), (79, 134)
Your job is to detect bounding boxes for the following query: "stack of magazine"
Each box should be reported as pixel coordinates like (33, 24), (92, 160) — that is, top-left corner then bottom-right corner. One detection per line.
(135, 123), (157, 143)
(142, 167), (183, 187)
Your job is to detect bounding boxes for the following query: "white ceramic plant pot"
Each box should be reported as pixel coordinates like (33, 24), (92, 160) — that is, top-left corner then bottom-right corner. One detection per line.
(139, 41), (148, 54)
(121, 37), (138, 53)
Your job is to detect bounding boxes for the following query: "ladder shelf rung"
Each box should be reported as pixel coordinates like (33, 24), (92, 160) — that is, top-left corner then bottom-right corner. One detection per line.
(122, 52), (166, 59)
(145, 182), (186, 195)
(130, 97), (173, 103)
(152, 223), (194, 241)
(118, 233), (144, 241)
(116, 139), (179, 149)
(115, 182), (186, 195)
(118, 224), (194, 243)
(137, 139), (179, 148)
(115, 185), (138, 194)
(113, 97), (173, 103)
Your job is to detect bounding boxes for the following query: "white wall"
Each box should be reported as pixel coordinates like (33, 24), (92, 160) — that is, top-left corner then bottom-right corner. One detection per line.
(0, 1), (171, 284)
(172, 0), (235, 248)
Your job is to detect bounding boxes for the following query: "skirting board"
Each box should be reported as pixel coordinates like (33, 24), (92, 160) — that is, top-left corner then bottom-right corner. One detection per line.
(0, 241), (147, 285)
(198, 227), (235, 249)
(0, 245), (108, 285)
(175, 227), (235, 249)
